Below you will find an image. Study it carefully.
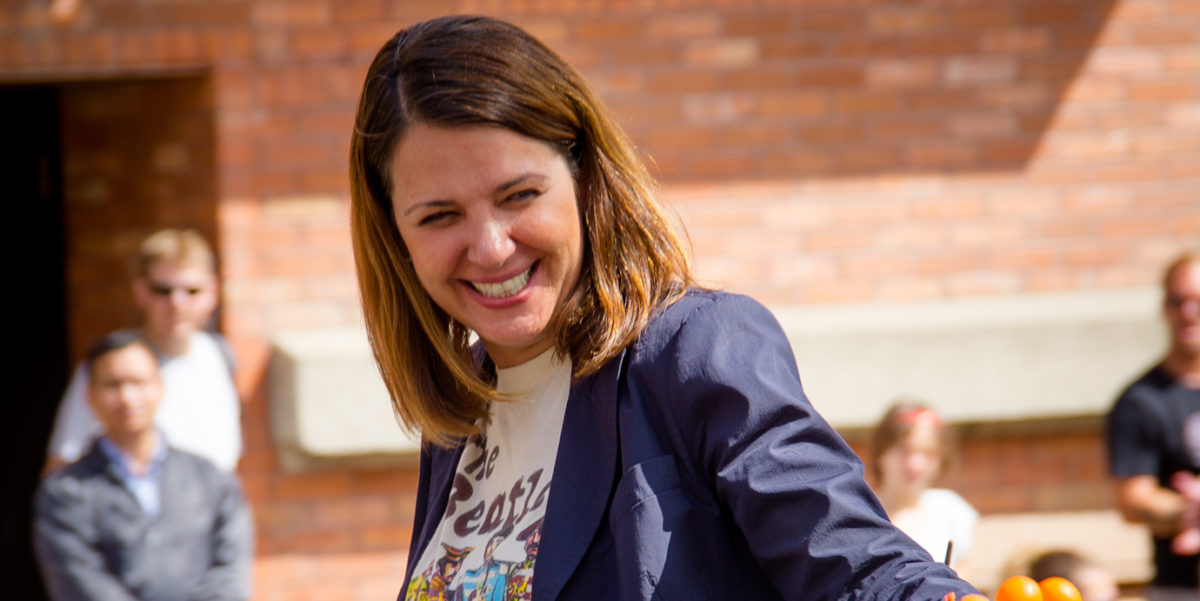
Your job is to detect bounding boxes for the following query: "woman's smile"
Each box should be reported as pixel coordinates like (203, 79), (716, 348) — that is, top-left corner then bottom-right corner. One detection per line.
(468, 263), (536, 300)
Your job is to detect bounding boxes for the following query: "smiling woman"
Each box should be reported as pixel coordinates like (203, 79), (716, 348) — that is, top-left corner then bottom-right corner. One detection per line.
(349, 14), (982, 601)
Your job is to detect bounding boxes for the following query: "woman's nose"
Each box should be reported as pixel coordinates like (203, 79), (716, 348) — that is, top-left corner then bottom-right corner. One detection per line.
(466, 215), (515, 267)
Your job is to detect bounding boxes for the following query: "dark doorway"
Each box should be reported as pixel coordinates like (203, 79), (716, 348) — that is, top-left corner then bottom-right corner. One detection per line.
(1, 85), (67, 600)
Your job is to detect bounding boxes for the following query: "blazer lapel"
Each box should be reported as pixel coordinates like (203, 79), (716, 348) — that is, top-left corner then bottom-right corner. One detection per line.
(533, 351), (623, 601)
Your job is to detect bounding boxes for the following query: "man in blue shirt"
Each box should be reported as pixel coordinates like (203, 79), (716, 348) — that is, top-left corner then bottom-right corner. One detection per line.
(33, 330), (252, 601)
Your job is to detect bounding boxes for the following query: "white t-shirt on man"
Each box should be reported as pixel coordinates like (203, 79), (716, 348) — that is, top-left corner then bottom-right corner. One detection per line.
(45, 331), (242, 472)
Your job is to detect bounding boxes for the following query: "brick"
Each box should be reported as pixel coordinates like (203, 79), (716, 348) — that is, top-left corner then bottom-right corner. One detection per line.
(868, 7), (945, 33)
(724, 11), (794, 36)
(274, 472), (353, 500)
(1086, 47), (1165, 75)
(947, 112), (1018, 137)
(1127, 81), (1199, 101)
(1021, 2), (1094, 25)
(905, 141), (977, 168)
(717, 122), (791, 146)
(948, 5), (1018, 28)
(1110, 0), (1169, 20)
(573, 17), (641, 40)
(684, 38), (758, 67)
(251, 1), (331, 26)
(796, 66), (863, 87)
(800, 10), (865, 32)
(833, 90), (903, 114)
(874, 116), (948, 142)
(943, 57), (1017, 86)
(865, 59), (938, 88)
(647, 13), (721, 38)
(290, 27), (348, 59)
(760, 37), (825, 60)
(908, 34), (978, 56)
(1060, 79), (1127, 103)
(1131, 26), (1200, 45)
(980, 27), (1052, 53)
(359, 525), (413, 550)
(758, 91), (829, 117)
(1132, 131), (1200, 155)
(331, 0), (388, 23)
(722, 68), (795, 91)
(798, 121), (863, 143)
(645, 124), (718, 149)
(312, 497), (393, 528)
(648, 70), (723, 93)
(833, 37), (907, 58)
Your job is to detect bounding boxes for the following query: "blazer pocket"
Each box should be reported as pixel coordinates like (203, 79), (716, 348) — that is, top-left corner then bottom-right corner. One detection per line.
(609, 454), (682, 525)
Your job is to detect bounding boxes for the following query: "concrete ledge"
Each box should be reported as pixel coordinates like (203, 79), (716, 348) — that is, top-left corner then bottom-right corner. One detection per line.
(777, 288), (1164, 428)
(269, 327), (421, 471)
(971, 510), (1152, 593)
(266, 288), (1165, 468)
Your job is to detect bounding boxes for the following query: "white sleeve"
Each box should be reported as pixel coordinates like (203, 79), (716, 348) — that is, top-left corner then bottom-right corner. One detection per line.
(45, 364), (102, 464)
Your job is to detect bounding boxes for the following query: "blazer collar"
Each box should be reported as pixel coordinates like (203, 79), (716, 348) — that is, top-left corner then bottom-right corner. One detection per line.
(533, 349), (624, 601)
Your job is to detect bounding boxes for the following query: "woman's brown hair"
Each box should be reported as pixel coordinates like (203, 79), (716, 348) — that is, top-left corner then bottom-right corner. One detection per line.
(349, 15), (693, 446)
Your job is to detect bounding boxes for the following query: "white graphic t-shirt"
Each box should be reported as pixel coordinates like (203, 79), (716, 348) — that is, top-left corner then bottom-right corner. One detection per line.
(406, 348), (571, 601)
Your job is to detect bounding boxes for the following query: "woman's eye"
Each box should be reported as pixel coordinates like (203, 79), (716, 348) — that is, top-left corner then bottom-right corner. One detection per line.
(505, 189), (539, 203)
(418, 211), (455, 226)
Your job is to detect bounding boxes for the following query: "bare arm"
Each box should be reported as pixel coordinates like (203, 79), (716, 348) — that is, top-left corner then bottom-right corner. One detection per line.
(1114, 474), (1188, 537)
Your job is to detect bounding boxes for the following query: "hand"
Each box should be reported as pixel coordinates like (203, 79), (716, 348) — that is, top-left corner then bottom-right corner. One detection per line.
(1169, 471), (1200, 555)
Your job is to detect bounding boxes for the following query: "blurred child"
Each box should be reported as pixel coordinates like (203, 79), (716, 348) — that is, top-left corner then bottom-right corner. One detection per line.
(1029, 549), (1119, 601)
(870, 402), (979, 578)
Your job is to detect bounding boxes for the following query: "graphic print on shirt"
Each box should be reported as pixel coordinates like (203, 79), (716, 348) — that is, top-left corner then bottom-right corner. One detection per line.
(1185, 411), (1200, 466)
(406, 431), (549, 601)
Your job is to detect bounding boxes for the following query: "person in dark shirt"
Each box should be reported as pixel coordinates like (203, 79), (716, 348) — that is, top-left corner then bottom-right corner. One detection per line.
(1107, 251), (1200, 601)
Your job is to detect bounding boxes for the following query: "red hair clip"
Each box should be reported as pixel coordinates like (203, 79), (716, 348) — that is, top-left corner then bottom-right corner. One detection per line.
(897, 407), (941, 428)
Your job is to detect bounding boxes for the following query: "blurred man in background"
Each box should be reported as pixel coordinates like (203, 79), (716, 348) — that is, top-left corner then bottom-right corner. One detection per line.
(1107, 251), (1200, 601)
(34, 330), (252, 601)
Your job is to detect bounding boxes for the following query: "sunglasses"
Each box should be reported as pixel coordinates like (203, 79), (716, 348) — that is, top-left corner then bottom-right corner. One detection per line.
(1166, 295), (1200, 312)
(149, 282), (205, 297)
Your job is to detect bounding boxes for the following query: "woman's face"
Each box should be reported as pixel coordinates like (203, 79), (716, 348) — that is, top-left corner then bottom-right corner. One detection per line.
(390, 123), (583, 368)
(879, 425), (943, 494)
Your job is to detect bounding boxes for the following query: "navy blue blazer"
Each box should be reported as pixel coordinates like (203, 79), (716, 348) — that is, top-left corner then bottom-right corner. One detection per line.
(404, 290), (978, 601)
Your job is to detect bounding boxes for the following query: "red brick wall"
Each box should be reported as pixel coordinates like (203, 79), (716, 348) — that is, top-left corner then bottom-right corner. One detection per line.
(59, 76), (220, 360)
(843, 417), (1113, 516)
(4, 1), (1197, 599)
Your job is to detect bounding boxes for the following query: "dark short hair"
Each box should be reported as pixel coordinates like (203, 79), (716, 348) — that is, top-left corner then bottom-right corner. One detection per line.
(83, 330), (157, 372)
(1028, 549), (1092, 583)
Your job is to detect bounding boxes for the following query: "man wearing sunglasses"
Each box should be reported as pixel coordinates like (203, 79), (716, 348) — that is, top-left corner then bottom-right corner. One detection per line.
(44, 229), (242, 475)
(1107, 250), (1200, 601)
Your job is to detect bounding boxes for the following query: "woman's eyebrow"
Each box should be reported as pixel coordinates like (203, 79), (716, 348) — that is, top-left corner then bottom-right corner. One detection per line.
(494, 172), (547, 194)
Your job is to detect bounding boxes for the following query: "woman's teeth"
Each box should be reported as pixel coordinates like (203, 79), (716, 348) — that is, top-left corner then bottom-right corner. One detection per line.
(472, 266), (532, 299)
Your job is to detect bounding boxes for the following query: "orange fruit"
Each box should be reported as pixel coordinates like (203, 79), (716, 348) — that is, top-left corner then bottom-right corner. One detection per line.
(996, 575), (1043, 601)
(1038, 577), (1082, 601)
(961, 595), (990, 601)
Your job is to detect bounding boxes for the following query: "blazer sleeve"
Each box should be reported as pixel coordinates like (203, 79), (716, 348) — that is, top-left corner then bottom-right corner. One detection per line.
(33, 477), (143, 601)
(655, 293), (977, 601)
(185, 469), (254, 601)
